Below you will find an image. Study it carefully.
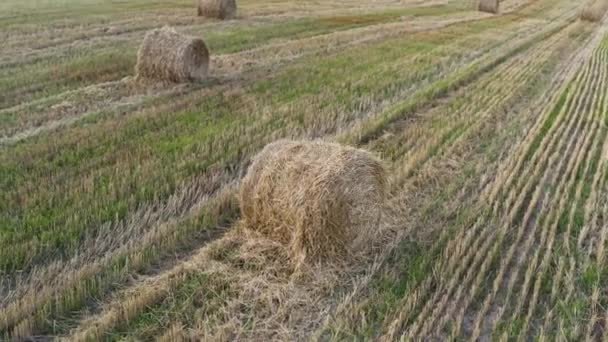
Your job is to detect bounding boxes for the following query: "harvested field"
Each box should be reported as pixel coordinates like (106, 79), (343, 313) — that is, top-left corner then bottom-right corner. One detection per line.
(1, 0), (607, 340)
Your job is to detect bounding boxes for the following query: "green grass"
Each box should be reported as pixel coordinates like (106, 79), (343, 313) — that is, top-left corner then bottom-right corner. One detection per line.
(0, 49), (134, 109)
(106, 272), (234, 341)
(201, 5), (465, 54)
(5, 194), (239, 337)
(0, 0), (193, 29)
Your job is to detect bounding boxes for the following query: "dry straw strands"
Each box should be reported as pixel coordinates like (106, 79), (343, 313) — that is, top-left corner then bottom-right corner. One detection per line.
(198, 0), (237, 20)
(479, 0), (499, 13)
(135, 27), (209, 83)
(580, 0), (608, 22)
(240, 140), (387, 267)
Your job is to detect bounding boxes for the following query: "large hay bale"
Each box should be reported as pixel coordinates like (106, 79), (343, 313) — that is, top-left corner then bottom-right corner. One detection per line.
(240, 140), (387, 266)
(198, 0), (237, 20)
(479, 0), (499, 13)
(135, 27), (209, 83)
(580, 0), (608, 22)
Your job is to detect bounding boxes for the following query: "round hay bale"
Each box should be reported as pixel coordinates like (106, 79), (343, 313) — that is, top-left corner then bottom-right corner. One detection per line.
(478, 0), (499, 13)
(240, 140), (387, 266)
(135, 27), (209, 83)
(580, 0), (608, 22)
(198, 0), (237, 20)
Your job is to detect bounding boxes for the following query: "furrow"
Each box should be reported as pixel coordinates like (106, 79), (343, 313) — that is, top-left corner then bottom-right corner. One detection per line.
(548, 42), (608, 340)
(377, 21), (576, 339)
(441, 24), (597, 287)
(404, 27), (570, 337)
(482, 25), (603, 210)
(379, 18), (587, 340)
(497, 38), (608, 338)
(394, 25), (568, 183)
(516, 70), (608, 342)
(440, 38), (599, 337)
(469, 36), (606, 341)
(440, 46), (598, 338)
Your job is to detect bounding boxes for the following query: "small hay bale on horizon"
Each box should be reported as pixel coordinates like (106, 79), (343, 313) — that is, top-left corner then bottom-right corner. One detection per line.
(580, 0), (608, 22)
(198, 0), (237, 20)
(479, 0), (499, 14)
(135, 27), (209, 83)
(239, 140), (387, 268)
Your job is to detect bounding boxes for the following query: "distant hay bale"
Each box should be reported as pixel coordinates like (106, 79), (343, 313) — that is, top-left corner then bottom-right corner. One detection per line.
(580, 0), (608, 22)
(478, 0), (499, 13)
(198, 0), (237, 20)
(240, 140), (387, 266)
(135, 27), (209, 83)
